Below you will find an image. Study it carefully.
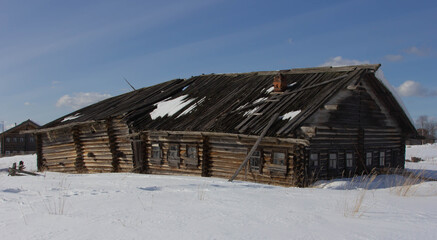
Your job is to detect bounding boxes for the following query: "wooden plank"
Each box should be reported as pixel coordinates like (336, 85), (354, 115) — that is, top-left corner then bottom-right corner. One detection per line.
(229, 113), (280, 182)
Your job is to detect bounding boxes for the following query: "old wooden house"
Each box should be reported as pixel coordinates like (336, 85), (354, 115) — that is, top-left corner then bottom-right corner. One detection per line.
(0, 120), (40, 157)
(32, 64), (416, 186)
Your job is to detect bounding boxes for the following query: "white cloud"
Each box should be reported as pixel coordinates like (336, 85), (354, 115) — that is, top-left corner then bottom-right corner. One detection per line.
(320, 56), (369, 67)
(397, 80), (437, 97)
(24, 102), (30, 106)
(384, 54), (403, 62)
(56, 92), (111, 109)
(404, 46), (430, 56)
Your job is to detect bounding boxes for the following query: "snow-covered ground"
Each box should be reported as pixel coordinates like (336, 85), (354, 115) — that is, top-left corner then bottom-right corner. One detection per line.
(1, 147), (437, 240)
(405, 143), (437, 180)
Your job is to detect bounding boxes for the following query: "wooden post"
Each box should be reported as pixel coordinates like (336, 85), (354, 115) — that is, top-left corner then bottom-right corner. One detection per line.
(229, 113), (280, 182)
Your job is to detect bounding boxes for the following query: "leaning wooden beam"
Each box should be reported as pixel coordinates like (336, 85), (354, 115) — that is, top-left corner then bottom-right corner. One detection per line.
(229, 112), (280, 182)
(127, 130), (309, 146)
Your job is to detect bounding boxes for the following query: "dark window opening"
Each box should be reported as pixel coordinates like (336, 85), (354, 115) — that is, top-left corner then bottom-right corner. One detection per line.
(366, 152), (372, 166)
(310, 153), (319, 167)
(250, 150), (262, 172)
(273, 151), (286, 165)
(187, 146), (197, 160)
(379, 151), (385, 166)
(346, 153), (353, 168)
(151, 144), (162, 159)
(168, 145), (179, 160)
(329, 153), (337, 169)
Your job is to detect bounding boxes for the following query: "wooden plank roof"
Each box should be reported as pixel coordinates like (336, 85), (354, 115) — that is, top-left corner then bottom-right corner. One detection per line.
(42, 64), (416, 137)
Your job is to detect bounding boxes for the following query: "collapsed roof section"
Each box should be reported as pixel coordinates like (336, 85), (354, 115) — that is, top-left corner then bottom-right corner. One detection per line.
(43, 64), (416, 137)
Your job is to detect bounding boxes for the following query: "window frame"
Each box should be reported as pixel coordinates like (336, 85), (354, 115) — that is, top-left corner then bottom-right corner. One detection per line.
(366, 152), (373, 166)
(329, 152), (338, 169)
(150, 143), (162, 162)
(310, 152), (319, 168)
(249, 149), (263, 172)
(379, 150), (385, 167)
(346, 152), (354, 168)
(167, 144), (180, 161)
(272, 150), (287, 166)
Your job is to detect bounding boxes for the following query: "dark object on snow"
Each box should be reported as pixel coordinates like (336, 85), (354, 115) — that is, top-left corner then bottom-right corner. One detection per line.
(8, 162), (17, 176)
(8, 162), (39, 176)
(411, 157), (423, 162)
(18, 161), (25, 171)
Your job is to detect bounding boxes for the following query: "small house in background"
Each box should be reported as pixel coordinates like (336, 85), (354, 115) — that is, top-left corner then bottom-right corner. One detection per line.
(31, 64), (417, 187)
(0, 119), (40, 157)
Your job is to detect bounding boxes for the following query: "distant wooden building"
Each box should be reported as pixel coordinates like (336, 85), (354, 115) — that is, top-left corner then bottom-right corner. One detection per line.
(0, 120), (40, 157)
(32, 64), (417, 186)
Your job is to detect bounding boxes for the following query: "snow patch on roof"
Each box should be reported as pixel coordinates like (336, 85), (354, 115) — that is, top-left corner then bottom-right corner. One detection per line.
(61, 113), (82, 122)
(150, 95), (195, 120)
(265, 86), (274, 93)
(244, 107), (259, 116)
(282, 110), (301, 121)
(287, 82), (297, 88)
(375, 69), (414, 125)
(179, 97), (206, 117)
(253, 97), (267, 104)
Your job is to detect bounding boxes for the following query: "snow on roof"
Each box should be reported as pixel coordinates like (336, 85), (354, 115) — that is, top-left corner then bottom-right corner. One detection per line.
(61, 113), (82, 122)
(179, 97), (206, 116)
(150, 95), (195, 120)
(282, 110), (301, 121)
(375, 69), (414, 125)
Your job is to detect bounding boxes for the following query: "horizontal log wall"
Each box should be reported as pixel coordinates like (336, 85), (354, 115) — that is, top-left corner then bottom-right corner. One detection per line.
(111, 119), (134, 172)
(143, 134), (204, 176)
(40, 128), (78, 173)
(207, 136), (303, 186)
(80, 122), (112, 173)
(38, 118), (133, 173)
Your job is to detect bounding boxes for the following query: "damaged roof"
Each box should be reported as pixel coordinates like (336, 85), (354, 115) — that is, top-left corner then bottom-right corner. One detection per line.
(43, 64), (416, 137)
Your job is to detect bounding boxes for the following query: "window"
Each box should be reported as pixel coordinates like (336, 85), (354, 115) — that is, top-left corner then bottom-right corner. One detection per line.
(329, 153), (337, 169)
(379, 151), (385, 166)
(366, 152), (372, 166)
(168, 145), (179, 160)
(272, 151), (286, 165)
(346, 153), (353, 168)
(187, 146), (197, 160)
(13, 138), (17, 142)
(6, 137), (10, 142)
(310, 153), (319, 167)
(29, 137), (34, 143)
(250, 151), (262, 171)
(5, 151), (10, 155)
(20, 137), (24, 142)
(151, 144), (162, 159)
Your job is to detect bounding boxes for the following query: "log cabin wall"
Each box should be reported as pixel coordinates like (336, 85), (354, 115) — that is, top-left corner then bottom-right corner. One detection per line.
(138, 132), (306, 186)
(207, 136), (303, 186)
(79, 122), (112, 173)
(303, 75), (405, 181)
(38, 118), (133, 173)
(40, 128), (78, 173)
(110, 118), (134, 172)
(142, 133), (205, 176)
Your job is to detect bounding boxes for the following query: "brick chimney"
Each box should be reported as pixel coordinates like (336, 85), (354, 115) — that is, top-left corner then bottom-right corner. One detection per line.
(273, 74), (286, 92)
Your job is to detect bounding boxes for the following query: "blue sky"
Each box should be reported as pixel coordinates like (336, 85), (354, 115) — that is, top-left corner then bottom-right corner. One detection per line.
(0, 0), (436, 130)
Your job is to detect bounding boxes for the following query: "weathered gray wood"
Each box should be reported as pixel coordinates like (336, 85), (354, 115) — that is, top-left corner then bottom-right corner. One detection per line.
(229, 113), (280, 182)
